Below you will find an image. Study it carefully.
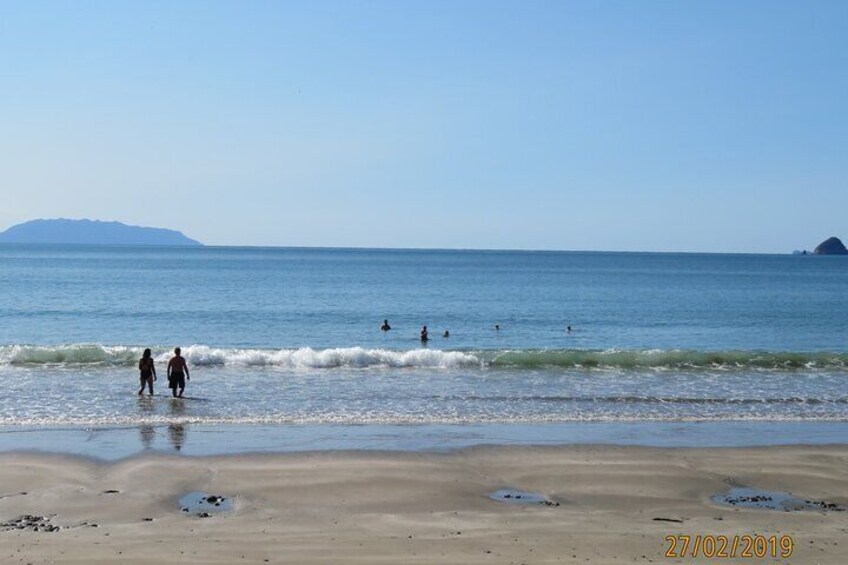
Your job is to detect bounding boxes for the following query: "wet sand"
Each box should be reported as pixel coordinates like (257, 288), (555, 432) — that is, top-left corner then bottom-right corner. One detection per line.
(0, 445), (846, 564)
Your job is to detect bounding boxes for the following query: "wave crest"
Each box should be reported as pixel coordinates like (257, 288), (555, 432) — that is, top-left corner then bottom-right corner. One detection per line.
(1, 345), (846, 371)
(0, 344), (480, 369)
(487, 349), (848, 370)
(182, 345), (480, 369)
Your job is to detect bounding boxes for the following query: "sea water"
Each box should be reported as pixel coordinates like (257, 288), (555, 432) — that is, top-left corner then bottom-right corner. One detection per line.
(0, 245), (846, 456)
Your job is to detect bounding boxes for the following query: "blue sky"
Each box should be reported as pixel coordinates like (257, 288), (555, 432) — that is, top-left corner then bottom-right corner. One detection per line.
(1, 1), (845, 252)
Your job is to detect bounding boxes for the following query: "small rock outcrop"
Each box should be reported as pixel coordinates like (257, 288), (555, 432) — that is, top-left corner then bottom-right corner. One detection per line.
(813, 237), (848, 255)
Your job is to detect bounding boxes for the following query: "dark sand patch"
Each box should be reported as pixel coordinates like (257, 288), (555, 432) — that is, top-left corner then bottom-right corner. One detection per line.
(489, 489), (559, 506)
(1, 515), (60, 532)
(713, 487), (845, 512)
(179, 492), (232, 517)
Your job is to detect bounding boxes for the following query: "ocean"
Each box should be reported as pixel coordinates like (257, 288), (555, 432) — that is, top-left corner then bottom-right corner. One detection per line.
(1, 245), (846, 457)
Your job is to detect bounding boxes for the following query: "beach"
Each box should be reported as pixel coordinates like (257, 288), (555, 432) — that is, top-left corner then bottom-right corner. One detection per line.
(1, 445), (846, 564)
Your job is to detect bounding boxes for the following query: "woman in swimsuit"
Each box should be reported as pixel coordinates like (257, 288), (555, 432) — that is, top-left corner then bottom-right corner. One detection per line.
(138, 348), (157, 395)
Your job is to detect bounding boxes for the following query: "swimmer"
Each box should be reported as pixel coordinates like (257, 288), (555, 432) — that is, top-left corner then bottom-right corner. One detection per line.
(420, 325), (429, 342)
(443, 330), (450, 338)
(494, 324), (500, 331)
(567, 325), (572, 333)
(381, 319), (391, 331)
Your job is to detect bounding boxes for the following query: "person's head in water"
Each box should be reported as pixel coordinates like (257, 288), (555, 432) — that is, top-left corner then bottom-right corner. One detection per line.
(443, 330), (449, 338)
(143, 348), (152, 359)
(494, 324), (500, 331)
(174, 347), (181, 356)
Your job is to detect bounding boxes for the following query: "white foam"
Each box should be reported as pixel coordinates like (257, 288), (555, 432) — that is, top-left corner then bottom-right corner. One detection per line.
(179, 345), (480, 369)
(0, 344), (481, 370)
(2, 344), (847, 371)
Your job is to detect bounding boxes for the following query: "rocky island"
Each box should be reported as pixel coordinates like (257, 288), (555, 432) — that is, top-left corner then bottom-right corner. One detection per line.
(0, 219), (202, 246)
(813, 236), (848, 255)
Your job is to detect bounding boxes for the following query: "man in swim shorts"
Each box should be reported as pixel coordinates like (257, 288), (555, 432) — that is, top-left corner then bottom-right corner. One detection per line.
(167, 347), (190, 398)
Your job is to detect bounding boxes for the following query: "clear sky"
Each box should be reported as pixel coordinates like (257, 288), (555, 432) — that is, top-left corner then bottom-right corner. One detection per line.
(1, 1), (845, 252)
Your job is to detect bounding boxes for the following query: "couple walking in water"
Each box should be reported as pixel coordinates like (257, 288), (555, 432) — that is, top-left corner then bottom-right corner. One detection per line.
(138, 347), (191, 398)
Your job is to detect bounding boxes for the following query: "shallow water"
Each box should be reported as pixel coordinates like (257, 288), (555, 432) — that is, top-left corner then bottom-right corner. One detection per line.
(1, 245), (846, 453)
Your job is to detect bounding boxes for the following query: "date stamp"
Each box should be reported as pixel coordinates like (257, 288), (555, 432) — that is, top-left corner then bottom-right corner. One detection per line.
(664, 534), (794, 559)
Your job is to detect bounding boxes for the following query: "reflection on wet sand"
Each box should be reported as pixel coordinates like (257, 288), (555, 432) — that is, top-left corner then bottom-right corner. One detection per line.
(168, 424), (186, 451)
(137, 396), (156, 449)
(134, 396), (190, 452)
(168, 398), (187, 451)
(139, 425), (155, 449)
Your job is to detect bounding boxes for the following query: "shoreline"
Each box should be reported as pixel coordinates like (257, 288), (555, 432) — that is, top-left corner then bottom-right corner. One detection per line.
(1, 445), (846, 564)
(1, 421), (847, 460)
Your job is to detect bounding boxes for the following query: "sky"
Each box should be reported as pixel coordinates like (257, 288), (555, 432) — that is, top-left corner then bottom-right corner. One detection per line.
(1, 1), (846, 252)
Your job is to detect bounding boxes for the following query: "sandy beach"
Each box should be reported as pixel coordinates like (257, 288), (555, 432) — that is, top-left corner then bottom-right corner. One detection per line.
(0, 445), (846, 564)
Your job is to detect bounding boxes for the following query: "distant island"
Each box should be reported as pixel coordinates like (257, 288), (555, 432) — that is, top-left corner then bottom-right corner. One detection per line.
(0, 219), (202, 246)
(813, 236), (847, 255)
(794, 236), (848, 256)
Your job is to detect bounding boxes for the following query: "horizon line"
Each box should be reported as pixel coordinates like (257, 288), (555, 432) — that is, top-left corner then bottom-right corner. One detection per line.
(0, 240), (815, 256)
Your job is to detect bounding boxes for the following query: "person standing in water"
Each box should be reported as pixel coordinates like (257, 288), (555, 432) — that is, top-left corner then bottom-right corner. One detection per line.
(420, 325), (429, 342)
(167, 347), (190, 398)
(138, 348), (157, 395)
(381, 319), (391, 331)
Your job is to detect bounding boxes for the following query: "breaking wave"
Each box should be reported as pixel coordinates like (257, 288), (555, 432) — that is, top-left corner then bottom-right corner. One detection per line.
(486, 349), (848, 370)
(1, 344), (847, 371)
(0, 344), (480, 369)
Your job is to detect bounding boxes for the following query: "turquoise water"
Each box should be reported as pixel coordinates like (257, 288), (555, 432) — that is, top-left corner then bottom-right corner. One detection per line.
(0, 245), (846, 452)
